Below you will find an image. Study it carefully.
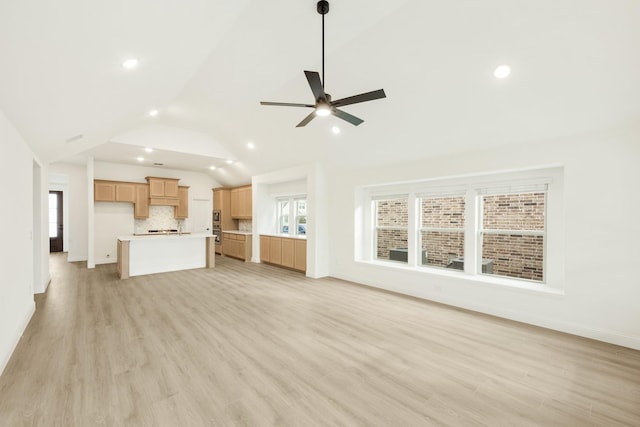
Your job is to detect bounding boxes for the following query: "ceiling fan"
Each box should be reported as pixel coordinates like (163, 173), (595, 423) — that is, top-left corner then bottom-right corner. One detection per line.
(260, 0), (386, 127)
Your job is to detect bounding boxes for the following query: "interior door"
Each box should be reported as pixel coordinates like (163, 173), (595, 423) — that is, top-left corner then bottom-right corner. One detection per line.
(49, 191), (63, 252)
(190, 199), (211, 233)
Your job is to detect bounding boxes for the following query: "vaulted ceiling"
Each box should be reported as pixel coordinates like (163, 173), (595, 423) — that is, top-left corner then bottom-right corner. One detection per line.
(1, 0), (639, 186)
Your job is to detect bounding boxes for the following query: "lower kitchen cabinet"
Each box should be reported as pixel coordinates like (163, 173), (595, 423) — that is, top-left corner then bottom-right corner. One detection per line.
(222, 232), (252, 262)
(260, 235), (306, 273)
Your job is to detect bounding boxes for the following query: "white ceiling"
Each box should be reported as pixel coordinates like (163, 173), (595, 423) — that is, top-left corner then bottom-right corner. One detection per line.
(1, 0), (639, 186)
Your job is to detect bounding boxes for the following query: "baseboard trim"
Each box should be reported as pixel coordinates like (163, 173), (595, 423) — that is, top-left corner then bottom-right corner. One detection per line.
(0, 300), (35, 377)
(94, 258), (116, 265)
(332, 271), (640, 351)
(67, 255), (87, 262)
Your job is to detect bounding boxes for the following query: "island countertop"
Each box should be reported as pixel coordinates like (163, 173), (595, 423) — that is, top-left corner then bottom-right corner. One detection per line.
(221, 230), (252, 235)
(118, 232), (214, 241)
(117, 232), (216, 279)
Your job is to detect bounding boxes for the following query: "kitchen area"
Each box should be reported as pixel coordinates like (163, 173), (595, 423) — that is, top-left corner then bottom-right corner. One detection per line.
(93, 168), (308, 278)
(213, 185), (253, 262)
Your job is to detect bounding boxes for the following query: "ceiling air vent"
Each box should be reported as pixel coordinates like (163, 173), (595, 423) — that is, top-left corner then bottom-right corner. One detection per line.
(65, 134), (83, 143)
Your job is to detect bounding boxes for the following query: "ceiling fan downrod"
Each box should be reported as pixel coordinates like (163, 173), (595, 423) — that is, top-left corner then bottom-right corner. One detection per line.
(317, 1), (329, 89)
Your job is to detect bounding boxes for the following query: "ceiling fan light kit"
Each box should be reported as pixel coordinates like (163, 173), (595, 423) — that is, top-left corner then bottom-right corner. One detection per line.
(260, 0), (386, 127)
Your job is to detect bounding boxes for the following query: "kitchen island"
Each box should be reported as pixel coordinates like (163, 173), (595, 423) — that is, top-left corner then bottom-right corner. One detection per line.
(117, 232), (216, 279)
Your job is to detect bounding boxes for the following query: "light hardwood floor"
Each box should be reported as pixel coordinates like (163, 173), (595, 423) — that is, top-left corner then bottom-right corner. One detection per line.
(1, 253), (639, 426)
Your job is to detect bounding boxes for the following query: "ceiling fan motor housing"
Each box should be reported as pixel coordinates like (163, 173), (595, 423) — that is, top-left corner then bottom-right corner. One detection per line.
(317, 1), (329, 15)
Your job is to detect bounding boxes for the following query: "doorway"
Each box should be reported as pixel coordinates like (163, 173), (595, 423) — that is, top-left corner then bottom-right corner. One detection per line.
(49, 191), (63, 252)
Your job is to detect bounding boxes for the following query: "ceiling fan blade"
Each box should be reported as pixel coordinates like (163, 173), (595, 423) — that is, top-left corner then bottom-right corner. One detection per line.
(296, 111), (317, 127)
(331, 89), (386, 108)
(333, 108), (364, 126)
(304, 70), (326, 101)
(260, 101), (315, 107)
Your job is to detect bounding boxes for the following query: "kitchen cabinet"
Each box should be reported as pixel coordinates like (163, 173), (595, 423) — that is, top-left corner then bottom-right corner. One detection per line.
(260, 235), (270, 262)
(95, 181), (116, 201)
(174, 186), (189, 219)
(294, 239), (307, 272)
(269, 237), (282, 265)
(230, 185), (252, 219)
(213, 188), (238, 230)
(94, 180), (137, 202)
(146, 177), (180, 206)
(281, 238), (294, 268)
(222, 232), (252, 262)
(134, 184), (149, 218)
(116, 182), (135, 202)
(260, 235), (306, 273)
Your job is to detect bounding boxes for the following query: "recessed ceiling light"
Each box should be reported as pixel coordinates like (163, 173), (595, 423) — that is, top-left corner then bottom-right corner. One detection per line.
(247, 142), (255, 150)
(331, 126), (341, 134)
(148, 109), (159, 117)
(209, 166), (216, 170)
(226, 159), (233, 164)
(136, 156), (144, 162)
(494, 65), (511, 79)
(122, 58), (139, 69)
(144, 147), (153, 153)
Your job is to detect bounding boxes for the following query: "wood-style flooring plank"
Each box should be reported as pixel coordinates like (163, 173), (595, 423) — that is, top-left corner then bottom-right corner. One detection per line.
(0, 253), (639, 426)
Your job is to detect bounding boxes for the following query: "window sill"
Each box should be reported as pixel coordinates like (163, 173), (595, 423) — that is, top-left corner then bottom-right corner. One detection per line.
(355, 259), (564, 296)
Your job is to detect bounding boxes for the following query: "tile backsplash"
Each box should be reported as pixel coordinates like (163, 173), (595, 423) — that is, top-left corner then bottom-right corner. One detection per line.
(134, 206), (180, 233)
(238, 219), (252, 232)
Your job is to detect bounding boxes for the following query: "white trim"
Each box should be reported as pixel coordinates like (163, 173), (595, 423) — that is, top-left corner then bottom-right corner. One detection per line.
(359, 166), (564, 290)
(0, 300), (35, 377)
(332, 267), (640, 351)
(480, 229), (544, 236)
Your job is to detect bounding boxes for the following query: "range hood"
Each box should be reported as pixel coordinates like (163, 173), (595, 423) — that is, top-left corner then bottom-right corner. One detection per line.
(149, 197), (179, 206)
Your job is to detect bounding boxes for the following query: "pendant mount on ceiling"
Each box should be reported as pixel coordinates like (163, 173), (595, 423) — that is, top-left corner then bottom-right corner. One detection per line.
(260, 0), (386, 127)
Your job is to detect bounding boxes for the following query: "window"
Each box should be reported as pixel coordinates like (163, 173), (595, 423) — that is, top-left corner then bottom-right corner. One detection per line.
(360, 167), (562, 289)
(49, 192), (58, 238)
(419, 195), (465, 269)
(480, 192), (545, 282)
(375, 198), (408, 263)
(295, 199), (307, 235)
(277, 199), (289, 233)
(277, 196), (307, 236)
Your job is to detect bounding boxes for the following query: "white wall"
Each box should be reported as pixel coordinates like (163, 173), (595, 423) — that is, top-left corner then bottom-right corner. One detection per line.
(0, 111), (36, 375)
(49, 163), (89, 262)
(93, 161), (220, 264)
(95, 202), (135, 263)
(328, 123), (640, 350)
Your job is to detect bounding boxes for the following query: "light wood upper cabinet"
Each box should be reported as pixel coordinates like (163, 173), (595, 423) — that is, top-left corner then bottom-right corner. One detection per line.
(174, 186), (189, 219)
(230, 185), (252, 219)
(116, 182), (135, 203)
(94, 181), (116, 201)
(134, 184), (149, 219)
(95, 180), (136, 203)
(146, 177), (180, 206)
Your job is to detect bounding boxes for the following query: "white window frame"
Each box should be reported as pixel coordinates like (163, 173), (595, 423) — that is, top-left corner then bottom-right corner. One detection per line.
(477, 190), (547, 282)
(373, 196), (409, 263)
(358, 167), (564, 291)
(276, 195), (307, 237)
(417, 193), (466, 269)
